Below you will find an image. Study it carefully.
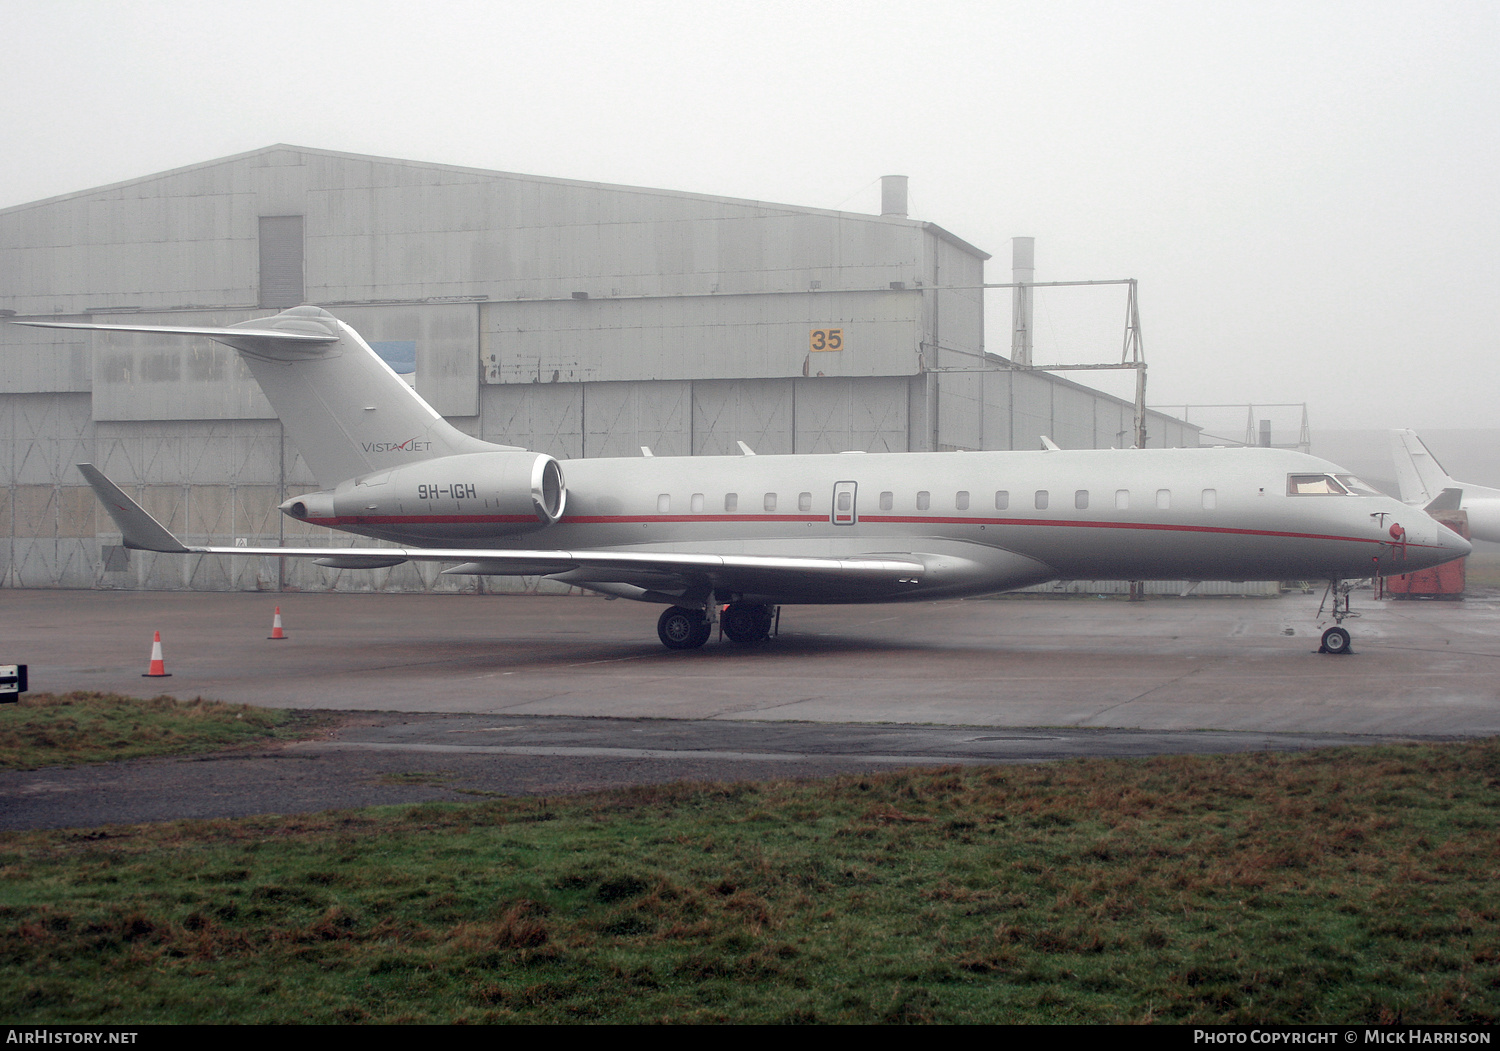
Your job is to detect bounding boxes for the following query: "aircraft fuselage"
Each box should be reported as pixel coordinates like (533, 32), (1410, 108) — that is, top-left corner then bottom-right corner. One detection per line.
(285, 446), (1459, 604)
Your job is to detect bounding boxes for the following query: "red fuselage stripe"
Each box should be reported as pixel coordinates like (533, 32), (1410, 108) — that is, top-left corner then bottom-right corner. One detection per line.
(306, 515), (536, 525)
(300, 513), (1443, 549)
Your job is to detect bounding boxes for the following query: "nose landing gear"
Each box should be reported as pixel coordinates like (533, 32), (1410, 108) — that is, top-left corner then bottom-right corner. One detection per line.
(1316, 579), (1358, 655)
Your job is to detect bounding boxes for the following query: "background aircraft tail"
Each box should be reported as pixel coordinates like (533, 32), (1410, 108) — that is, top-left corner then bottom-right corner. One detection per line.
(17, 306), (512, 487)
(1390, 429), (1456, 507)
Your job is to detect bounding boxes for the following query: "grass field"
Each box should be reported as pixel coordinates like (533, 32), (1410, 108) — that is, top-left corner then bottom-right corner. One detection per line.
(0, 692), (326, 771)
(3, 737), (1498, 1023)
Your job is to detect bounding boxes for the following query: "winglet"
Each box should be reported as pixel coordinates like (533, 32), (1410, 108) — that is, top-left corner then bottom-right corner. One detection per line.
(76, 464), (190, 553)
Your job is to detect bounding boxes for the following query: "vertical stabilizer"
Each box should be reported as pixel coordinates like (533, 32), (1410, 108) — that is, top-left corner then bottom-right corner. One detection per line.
(15, 307), (515, 487)
(225, 307), (505, 485)
(1390, 429), (1455, 506)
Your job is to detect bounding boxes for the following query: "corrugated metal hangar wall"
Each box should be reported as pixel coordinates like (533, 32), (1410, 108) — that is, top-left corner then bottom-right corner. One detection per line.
(0, 145), (1197, 591)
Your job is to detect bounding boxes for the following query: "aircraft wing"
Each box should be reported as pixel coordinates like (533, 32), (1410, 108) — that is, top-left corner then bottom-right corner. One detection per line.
(77, 464), (927, 595)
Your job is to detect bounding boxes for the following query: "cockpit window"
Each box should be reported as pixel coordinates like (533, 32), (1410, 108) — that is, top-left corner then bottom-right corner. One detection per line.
(1335, 474), (1382, 497)
(1287, 474), (1350, 496)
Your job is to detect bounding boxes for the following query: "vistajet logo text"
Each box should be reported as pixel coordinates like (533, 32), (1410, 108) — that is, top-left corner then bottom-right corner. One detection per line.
(361, 438), (433, 453)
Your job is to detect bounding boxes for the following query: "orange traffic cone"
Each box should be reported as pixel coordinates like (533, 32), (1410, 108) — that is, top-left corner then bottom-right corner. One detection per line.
(268, 606), (287, 641)
(142, 631), (171, 677)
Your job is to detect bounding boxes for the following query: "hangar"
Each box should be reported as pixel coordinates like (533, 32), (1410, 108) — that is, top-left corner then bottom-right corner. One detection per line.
(0, 145), (1197, 592)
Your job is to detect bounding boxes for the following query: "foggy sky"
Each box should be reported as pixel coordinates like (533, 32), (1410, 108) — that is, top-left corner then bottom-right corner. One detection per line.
(3, 0), (1495, 431)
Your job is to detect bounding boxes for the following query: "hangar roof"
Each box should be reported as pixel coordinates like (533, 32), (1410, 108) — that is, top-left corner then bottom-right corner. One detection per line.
(0, 144), (990, 261)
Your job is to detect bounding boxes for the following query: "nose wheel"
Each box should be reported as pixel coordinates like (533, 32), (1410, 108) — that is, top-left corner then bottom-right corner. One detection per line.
(1319, 625), (1352, 655)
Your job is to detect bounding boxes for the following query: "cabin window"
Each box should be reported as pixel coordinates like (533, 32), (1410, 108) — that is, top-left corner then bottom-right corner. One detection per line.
(657, 494), (670, 514)
(798, 492), (812, 512)
(691, 493), (704, 513)
(1115, 489), (1129, 510)
(995, 490), (1009, 510)
(1035, 490), (1049, 510)
(1075, 490), (1089, 510)
(956, 491), (970, 510)
(917, 491), (931, 511)
(1201, 489), (1217, 510)
(1156, 489), (1171, 510)
(1287, 474), (1350, 496)
(879, 491), (893, 511)
(837, 491), (852, 512)
(763, 493), (777, 512)
(724, 493), (738, 512)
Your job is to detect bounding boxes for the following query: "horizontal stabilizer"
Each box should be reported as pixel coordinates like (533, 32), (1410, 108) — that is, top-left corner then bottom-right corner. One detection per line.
(1425, 487), (1465, 513)
(15, 320), (338, 342)
(15, 319), (339, 360)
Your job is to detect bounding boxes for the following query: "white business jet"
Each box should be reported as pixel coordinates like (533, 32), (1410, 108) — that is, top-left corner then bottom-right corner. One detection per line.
(16, 308), (1468, 655)
(1390, 429), (1500, 544)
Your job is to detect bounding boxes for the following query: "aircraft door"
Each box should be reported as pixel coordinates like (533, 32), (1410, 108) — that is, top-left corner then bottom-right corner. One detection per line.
(832, 481), (857, 525)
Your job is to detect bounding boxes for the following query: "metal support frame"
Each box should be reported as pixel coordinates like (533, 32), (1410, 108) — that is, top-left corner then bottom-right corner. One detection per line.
(1154, 402), (1311, 453)
(921, 277), (1148, 449)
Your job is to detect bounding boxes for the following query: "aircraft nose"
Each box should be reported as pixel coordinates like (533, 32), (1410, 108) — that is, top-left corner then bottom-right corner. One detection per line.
(1438, 522), (1473, 561)
(1403, 512), (1471, 568)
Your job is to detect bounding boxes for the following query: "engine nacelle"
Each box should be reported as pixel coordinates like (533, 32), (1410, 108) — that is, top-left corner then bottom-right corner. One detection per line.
(280, 451), (566, 541)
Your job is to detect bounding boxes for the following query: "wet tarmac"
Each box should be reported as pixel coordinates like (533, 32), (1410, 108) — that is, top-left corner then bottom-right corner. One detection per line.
(3, 588), (1497, 828)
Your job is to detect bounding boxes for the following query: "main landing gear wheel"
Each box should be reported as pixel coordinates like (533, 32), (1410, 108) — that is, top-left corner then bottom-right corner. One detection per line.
(658, 606), (712, 650)
(1319, 626), (1353, 655)
(721, 603), (774, 645)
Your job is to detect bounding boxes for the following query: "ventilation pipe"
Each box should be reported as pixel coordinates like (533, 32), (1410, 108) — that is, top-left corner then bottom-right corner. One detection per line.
(880, 175), (908, 218)
(1011, 236), (1035, 367)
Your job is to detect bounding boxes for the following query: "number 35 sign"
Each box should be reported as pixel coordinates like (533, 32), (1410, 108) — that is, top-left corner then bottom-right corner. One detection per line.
(809, 328), (844, 352)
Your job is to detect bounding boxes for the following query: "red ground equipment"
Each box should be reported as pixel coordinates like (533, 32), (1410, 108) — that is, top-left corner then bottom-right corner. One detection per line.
(1386, 510), (1468, 599)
